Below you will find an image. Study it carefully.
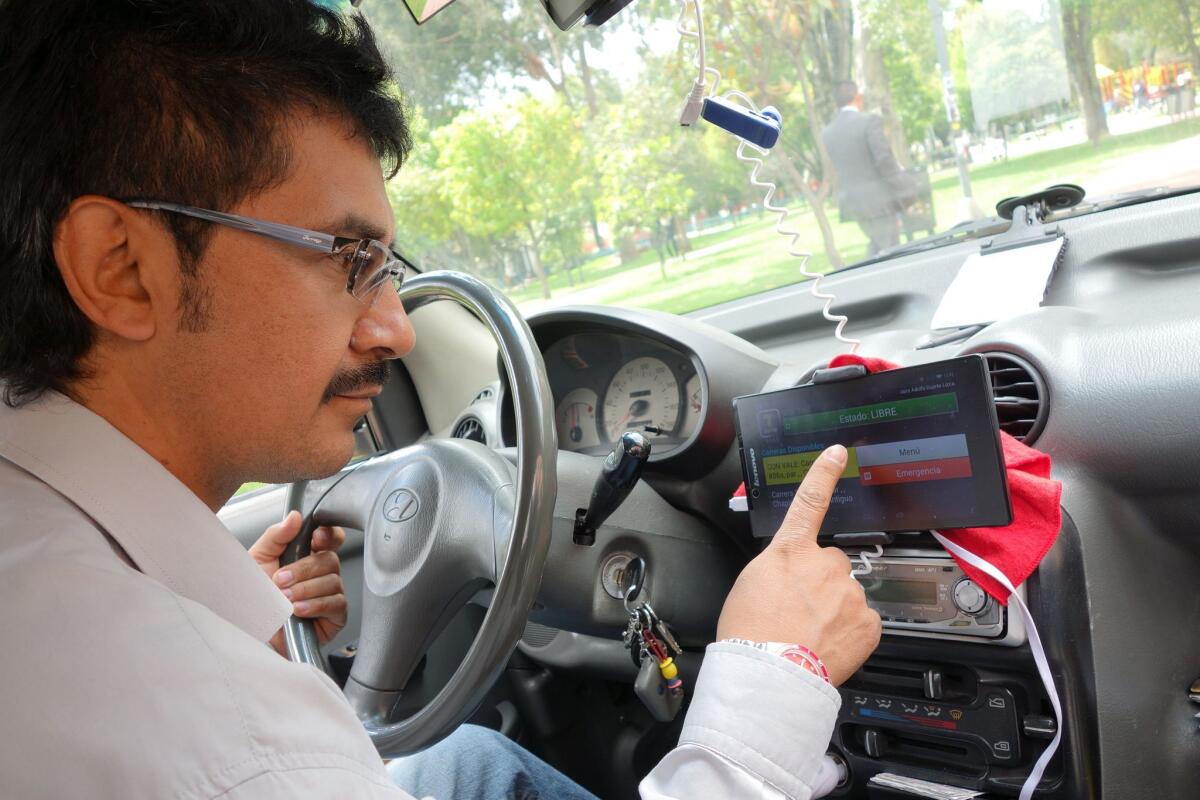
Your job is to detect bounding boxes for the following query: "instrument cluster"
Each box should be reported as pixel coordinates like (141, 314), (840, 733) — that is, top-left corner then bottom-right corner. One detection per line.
(544, 332), (704, 456)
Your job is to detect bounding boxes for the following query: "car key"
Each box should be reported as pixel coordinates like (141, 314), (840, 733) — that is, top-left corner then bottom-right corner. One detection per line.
(622, 606), (645, 668)
(645, 605), (682, 657)
(621, 558), (649, 667)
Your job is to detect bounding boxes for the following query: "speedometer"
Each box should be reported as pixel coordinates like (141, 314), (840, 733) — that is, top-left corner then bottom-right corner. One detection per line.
(602, 357), (680, 441)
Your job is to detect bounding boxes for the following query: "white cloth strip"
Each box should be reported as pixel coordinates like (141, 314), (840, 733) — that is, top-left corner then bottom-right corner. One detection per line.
(932, 531), (1062, 800)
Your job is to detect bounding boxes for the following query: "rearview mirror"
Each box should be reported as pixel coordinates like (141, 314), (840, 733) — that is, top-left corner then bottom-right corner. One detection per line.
(399, 0), (458, 24)
(397, 0), (635, 30)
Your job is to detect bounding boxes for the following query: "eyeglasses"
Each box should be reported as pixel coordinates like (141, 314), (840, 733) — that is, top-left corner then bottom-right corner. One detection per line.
(126, 201), (410, 303)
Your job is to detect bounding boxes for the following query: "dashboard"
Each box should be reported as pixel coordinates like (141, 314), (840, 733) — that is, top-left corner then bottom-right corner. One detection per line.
(361, 189), (1200, 800)
(544, 332), (702, 456)
(486, 191), (1200, 798)
(219, 190), (1200, 799)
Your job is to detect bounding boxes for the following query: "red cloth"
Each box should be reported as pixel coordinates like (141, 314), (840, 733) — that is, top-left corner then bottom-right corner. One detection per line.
(827, 354), (1062, 603)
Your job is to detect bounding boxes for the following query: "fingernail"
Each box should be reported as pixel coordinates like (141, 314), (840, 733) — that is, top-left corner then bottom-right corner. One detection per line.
(274, 570), (294, 587)
(293, 601), (310, 615)
(825, 444), (848, 464)
(281, 587), (295, 600)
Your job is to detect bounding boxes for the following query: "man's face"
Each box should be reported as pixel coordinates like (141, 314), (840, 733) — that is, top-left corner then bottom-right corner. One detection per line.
(153, 115), (415, 489)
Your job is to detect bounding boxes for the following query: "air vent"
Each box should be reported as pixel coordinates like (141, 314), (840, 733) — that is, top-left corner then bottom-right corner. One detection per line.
(983, 353), (1047, 444)
(472, 387), (495, 403)
(452, 417), (486, 444)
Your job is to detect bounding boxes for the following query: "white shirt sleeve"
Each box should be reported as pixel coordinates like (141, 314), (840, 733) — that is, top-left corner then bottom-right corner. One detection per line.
(639, 641), (843, 800)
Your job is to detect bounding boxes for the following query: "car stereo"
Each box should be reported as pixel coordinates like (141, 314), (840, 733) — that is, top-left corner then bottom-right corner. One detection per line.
(858, 554), (1004, 639)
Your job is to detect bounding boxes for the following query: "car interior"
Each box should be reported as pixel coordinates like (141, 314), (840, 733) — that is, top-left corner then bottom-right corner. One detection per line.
(216, 0), (1200, 797)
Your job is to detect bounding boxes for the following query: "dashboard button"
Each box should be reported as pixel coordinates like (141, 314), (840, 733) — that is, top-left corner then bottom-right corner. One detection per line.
(863, 729), (887, 759)
(923, 668), (944, 700)
(952, 579), (988, 615)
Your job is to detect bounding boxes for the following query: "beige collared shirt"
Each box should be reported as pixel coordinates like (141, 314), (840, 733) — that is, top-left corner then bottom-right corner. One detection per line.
(0, 391), (403, 798)
(0, 392), (840, 800)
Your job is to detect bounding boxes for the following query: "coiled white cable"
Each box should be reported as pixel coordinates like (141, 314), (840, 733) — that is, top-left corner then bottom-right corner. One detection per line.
(674, 0), (860, 353)
(730, 120), (861, 353)
(850, 544), (884, 577)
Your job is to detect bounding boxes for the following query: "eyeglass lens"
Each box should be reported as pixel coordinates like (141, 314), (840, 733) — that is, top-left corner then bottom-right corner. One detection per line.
(339, 240), (402, 302)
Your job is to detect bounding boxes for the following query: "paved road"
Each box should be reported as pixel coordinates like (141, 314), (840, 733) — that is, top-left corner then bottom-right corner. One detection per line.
(1081, 133), (1200, 198)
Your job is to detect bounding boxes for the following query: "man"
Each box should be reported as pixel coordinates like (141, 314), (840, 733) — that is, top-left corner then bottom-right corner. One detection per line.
(821, 80), (913, 257)
(0, 2), (881, 798)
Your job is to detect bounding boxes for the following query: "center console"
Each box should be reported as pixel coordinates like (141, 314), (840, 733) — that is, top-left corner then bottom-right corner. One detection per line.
(820, 530), (1095, 798)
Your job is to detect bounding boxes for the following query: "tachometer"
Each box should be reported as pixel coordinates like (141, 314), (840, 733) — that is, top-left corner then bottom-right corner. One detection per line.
(602, 357), (680, 441)
(555, 388), (601, 451)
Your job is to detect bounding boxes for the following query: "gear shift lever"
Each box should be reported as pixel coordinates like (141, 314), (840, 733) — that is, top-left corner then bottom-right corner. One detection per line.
(573, 431), (651, 545)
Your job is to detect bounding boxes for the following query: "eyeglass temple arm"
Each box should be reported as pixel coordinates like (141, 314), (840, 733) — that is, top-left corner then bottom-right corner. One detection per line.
(127, 201), (339, 254)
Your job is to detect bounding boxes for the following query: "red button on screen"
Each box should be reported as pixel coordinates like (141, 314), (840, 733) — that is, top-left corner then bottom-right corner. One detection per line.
(859, 456), (973, 486)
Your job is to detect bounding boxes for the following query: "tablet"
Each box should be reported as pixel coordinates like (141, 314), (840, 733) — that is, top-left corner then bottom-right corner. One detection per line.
(734, 356), (1012, 537)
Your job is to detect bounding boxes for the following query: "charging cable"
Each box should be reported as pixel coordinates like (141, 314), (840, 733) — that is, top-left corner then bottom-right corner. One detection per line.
(676, 0), (719, 125)
(932, 532), (1062, 800)
(850, 544), (884, 577)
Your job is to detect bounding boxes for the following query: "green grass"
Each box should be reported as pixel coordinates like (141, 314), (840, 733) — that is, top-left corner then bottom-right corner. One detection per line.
(234, 481), (267, 497)
(512, 216), (872, 314)
(508, 117), (1200, 315)
(928, 115), (1200, 195)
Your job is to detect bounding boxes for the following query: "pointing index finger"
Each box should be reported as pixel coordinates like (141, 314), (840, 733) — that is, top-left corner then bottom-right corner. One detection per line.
(772, 444), (848, 549)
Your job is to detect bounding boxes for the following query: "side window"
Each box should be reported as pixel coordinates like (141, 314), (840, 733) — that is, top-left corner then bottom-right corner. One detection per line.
(350, 416), (383, 463)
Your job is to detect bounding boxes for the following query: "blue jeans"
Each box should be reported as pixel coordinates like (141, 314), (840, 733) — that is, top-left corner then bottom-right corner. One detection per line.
(386, 724), (599, 800)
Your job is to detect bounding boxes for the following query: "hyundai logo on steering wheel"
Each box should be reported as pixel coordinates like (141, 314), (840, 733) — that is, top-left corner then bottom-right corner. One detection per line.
(383, 488), (420, 523)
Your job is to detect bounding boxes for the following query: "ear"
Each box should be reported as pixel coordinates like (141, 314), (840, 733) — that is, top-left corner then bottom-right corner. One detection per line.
(52, 196), (170, 342)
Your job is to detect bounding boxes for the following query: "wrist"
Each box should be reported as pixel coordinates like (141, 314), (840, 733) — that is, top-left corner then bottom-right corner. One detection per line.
(720, 638), (831, 684)
(268, 628), (288, 658)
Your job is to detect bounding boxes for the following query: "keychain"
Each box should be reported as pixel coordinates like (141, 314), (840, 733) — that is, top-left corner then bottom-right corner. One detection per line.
(621, 559), (685, 722)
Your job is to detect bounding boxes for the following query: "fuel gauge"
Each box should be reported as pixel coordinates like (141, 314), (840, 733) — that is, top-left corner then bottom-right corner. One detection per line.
(555, 388), (601, 452)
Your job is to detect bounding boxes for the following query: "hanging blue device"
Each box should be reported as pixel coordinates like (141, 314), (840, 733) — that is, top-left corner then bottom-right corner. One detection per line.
(699, 97), (782, 149)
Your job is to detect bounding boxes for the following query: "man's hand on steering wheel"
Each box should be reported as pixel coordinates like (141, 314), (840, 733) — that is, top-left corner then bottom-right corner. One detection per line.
(250, 510), (349, 655)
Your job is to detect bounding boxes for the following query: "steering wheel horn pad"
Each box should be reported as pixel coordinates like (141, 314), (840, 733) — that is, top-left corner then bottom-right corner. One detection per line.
(281, 271), (556, 757)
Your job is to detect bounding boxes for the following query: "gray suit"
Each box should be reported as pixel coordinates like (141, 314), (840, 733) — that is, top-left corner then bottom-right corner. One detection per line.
(821, 108), (913, 255)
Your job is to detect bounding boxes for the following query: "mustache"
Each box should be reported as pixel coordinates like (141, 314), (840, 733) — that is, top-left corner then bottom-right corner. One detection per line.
(322, 361), (390, 403)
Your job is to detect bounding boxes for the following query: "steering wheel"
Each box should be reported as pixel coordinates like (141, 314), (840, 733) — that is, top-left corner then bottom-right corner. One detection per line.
(280, 271), (556, 757)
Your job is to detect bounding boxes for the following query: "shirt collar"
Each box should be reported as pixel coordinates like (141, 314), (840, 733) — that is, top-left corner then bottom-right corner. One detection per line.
(0, 391), (291, 642)
(840, 104), (859, 113)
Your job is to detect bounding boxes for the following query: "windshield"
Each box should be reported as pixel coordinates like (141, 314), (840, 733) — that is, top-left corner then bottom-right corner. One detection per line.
(365, 0), (1200, 315)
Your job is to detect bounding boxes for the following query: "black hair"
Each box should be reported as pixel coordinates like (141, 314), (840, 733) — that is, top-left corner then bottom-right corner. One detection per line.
(0, 0), (411, 406)
(834, 80), (859, 108)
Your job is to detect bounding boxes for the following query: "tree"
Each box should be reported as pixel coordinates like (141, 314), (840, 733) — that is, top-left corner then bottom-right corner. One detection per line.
(1060, 0), (1110, 144)
(1096, 0), (1200, 79)
(438, 98), (589, 299)
(859, 0), (946, 150)
(703, 0), (855, 269)
(367, 0), (612, 125)
(598, 131), (694, 279)
(1175, 0), (1200, 74)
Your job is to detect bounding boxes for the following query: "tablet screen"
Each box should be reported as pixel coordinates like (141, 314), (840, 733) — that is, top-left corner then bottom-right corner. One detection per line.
(734, 356), (1012, 537)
